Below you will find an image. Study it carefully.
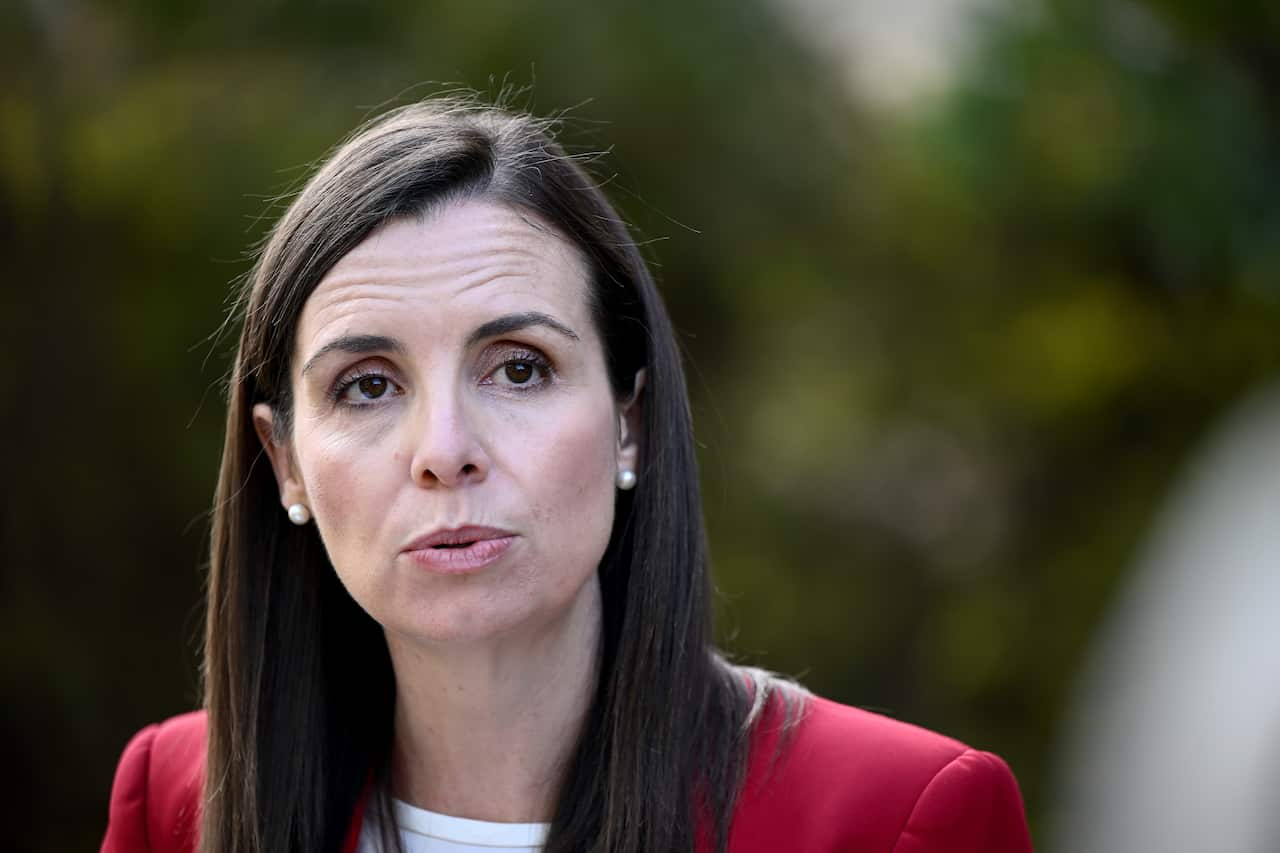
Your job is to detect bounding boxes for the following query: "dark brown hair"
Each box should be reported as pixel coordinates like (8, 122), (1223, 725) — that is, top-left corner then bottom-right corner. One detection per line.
(202, 95), (799, 853)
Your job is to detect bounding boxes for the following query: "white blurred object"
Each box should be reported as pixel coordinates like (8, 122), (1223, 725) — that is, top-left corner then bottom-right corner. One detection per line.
(1050, 384), (1280, 853)
(772, 0), (1018, 106)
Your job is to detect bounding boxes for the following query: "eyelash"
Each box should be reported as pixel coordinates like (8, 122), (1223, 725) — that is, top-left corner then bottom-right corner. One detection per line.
(328, 349), (555, 407)
(482, 349), (554, 391)
(327, 367), (399, 407)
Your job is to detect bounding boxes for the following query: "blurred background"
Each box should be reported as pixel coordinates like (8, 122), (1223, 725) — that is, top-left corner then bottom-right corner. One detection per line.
(4, 0), (1279, 849)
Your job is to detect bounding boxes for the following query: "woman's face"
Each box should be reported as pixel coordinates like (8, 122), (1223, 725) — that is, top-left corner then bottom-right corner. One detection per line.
(254, 199), (641, 646)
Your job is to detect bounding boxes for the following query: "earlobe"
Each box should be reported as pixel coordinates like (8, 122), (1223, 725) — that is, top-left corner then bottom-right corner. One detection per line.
(616, 368), (646, 476)
(252, 403), (308, 510)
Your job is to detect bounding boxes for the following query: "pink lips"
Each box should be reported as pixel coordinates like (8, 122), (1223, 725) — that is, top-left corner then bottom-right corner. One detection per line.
(401, 525), (516, 574)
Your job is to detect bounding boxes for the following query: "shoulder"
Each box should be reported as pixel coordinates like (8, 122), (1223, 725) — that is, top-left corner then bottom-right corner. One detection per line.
(101, 710), (207, 853)
(729, 693), (1032, 853)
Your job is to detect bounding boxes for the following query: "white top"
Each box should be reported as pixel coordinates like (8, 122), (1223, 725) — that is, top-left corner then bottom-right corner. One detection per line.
(356, 797), (550, 853)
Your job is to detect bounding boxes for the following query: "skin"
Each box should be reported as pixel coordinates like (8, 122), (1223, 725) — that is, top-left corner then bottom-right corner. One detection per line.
(254, 198), (644, 822)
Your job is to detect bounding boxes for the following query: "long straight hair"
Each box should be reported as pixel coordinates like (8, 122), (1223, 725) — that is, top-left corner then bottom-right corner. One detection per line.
(202, 96), (798, 853)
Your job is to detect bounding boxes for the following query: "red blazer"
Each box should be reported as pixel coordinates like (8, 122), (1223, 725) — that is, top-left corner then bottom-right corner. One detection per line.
(101, 696), (1032, 852)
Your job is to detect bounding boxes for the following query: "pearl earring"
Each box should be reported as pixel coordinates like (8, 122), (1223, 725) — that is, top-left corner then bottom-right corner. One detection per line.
(287, 503), (311, 525)
(616, 469), (637, 491)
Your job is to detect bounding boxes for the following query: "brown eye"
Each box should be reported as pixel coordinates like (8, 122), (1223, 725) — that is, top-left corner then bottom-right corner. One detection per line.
(504, 361), (534, 384)
(357, 376), (389, 398)
(335, 370), (402, 406)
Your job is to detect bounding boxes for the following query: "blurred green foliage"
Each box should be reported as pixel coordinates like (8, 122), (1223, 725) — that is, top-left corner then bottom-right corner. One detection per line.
(3, 0), (1278, 847)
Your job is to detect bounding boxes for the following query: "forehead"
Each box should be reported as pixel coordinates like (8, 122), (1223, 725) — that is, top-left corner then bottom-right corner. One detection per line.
(295, 199), (594, 353)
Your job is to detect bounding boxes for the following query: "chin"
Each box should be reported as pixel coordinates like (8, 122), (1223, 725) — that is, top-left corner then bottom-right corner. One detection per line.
(382, 597), (538, 646)
(386, 577), (600, 649)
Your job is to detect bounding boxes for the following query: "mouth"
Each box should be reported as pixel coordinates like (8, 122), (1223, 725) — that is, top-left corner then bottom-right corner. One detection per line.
(405, 525), (515, 550)
(402, 526), (517, 574)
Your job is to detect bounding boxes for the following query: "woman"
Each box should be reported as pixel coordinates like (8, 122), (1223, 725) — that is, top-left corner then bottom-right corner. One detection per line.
(101, 97), (1033, 853)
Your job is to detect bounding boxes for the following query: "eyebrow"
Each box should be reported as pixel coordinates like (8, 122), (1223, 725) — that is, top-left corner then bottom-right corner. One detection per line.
(300, 313), (580, 376)
(465, 312), (580, 347)
(301, 334), (404, 376)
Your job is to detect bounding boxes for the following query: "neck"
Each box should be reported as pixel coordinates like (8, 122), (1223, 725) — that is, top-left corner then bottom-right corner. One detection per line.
(385, 577), (602, 823)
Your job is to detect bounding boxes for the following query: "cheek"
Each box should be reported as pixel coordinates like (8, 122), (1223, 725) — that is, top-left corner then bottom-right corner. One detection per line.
(295, 427), (397, 565)
(511, 400), (618, 558)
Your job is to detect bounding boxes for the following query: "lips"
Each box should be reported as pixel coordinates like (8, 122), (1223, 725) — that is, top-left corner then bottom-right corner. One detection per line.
(402, 526), (516, 574)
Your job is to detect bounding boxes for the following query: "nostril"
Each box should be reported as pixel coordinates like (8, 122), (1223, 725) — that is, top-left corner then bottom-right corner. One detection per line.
(413, 460), (484, 487)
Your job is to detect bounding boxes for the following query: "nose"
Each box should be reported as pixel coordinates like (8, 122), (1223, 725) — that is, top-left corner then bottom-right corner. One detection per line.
(406, 386), (489, 488)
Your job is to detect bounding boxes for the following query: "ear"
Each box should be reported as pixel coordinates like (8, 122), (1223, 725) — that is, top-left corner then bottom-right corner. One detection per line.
(252, 403), (310, 511)
(616, 368), (646, 475)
